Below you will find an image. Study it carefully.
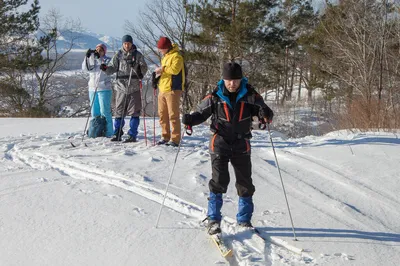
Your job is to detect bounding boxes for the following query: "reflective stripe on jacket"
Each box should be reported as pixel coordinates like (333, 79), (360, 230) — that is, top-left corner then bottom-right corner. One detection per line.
(189, 78), (273, 142)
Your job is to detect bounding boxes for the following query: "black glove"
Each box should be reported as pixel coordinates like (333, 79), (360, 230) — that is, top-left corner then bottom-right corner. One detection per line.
(86, 49), (92, 58)
(100, 64), (107, 71)
(151, 72), (159, 89)
(182, 114), (193, 126)
(260, 107), (274, 123)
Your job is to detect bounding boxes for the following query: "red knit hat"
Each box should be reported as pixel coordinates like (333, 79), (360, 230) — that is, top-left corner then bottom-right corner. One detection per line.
(157, 37), (172, 49)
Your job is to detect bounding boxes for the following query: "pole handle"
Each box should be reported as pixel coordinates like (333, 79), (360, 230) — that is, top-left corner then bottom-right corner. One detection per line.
(185, 125), (193, 136)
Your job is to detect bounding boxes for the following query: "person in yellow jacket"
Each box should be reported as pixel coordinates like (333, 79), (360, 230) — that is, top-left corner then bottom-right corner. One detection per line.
(155, 37), (185, 147)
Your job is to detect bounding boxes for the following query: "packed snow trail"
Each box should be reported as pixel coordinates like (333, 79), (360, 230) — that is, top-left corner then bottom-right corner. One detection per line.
(1, 118), (400, 265)
(5, 133), (311, 265)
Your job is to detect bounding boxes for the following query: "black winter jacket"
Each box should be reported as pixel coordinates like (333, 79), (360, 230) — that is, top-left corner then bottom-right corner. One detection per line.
(189, 78), (273, 152)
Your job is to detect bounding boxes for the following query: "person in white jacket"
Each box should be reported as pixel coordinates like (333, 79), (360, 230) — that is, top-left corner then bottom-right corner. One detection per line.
(82, 43), (113, 137)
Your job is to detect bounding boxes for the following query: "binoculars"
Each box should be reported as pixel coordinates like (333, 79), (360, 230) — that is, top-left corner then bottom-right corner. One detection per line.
(88, 49), (100, 58)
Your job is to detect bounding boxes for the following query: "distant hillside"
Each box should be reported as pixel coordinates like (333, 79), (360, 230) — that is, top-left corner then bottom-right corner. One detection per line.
(35, 30), (159, 71)
(36, 30), (122, 53)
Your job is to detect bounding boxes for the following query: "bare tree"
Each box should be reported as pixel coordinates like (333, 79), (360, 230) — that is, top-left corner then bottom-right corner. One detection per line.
(27, 9), (83, 115)
(125, 0), (191, 57)
(124, 0), (196, 112)
(316, 0), (400, 129)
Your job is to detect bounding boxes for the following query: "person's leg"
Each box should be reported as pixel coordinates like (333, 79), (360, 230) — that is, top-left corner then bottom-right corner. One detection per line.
(113, 91), (127, 139)
(125, 91), (141, 140)
(236, 196), (254, 226)
(89, 91), (100, 117)
(207, 153), (231, 221)
(157, 91), (170, 142)
(112, 118), (125, 141)
(128, 116), (140, 138)
(97, 90), (113, 137)
(231, 153), (255, 224)
(165, 90), (182, 144)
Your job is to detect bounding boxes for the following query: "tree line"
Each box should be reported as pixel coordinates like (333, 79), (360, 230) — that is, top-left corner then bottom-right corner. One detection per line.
(127, 0), (400, 131)
(1, 0), (399, 132)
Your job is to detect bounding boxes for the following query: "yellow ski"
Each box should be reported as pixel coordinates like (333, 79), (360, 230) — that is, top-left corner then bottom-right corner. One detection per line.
(210, 233), (233, 257)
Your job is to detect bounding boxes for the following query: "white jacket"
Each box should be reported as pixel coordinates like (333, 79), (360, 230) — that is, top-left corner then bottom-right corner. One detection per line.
(82, 54), (112, 91)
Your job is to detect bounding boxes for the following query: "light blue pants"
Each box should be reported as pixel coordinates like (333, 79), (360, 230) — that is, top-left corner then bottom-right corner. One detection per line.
(89, 90), (113, 137)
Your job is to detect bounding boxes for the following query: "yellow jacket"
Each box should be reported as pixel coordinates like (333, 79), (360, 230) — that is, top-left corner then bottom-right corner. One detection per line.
(158, 44), (185, 93)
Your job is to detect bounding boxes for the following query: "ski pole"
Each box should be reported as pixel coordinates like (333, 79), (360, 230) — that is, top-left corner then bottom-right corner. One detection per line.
(153, 86), (157, 146)
(267, 123), (298, 241)
(155, 129), (187, 228)
(139, 79), (148, 146)
(151, 71), (159, 146)
(73, 72), (101, 148)
(130, 65), (148, 146)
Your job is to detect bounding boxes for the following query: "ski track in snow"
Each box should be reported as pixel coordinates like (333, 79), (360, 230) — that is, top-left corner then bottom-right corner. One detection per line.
(282, 149), (399, 208)
(255, 147), (400, 233)
(4, 135), (313, 266)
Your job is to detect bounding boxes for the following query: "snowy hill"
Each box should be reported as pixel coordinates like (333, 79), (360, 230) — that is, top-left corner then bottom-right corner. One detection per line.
(0, 118), (399, 265)
(36, 29), (122, 51)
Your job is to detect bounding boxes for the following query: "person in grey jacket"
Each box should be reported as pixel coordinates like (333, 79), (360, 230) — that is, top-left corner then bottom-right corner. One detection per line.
(100, 35), (148, 142)
(82, 43), (113, 137)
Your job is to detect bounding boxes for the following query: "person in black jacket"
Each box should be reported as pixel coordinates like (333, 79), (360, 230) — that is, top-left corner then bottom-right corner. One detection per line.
(182, 62), (274, 235)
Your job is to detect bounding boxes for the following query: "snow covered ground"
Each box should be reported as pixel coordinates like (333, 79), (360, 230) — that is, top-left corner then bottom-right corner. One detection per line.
(1, 118), (399, 266)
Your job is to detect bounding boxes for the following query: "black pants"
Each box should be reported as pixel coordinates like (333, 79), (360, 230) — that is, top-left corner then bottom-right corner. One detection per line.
(209, 152), (255, 197)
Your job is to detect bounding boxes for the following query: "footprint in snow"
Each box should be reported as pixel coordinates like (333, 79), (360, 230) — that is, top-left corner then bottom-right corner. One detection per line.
(38, 177), (48, 182)
(79, 189), (94, 194)
(106, 194), (122, 199)
(124, 150), (136, 156)
(334, 253), (355, 261)
(262, 210), (284, 216)
(148, 156), (161, 162)
(132, 207), (147, 215)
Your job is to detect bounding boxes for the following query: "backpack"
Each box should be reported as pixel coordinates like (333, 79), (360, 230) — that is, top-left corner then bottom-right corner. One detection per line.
(179, 50), (189, 91)
(88, 116), (106, 138)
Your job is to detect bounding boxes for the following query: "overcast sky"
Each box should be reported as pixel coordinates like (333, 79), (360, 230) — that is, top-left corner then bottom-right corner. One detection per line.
(35, 0), (150, 37)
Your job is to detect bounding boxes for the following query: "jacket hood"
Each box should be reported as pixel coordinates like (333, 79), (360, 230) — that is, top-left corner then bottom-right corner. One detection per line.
(166, 44), (180, 55)
(216, 77), (248, 109)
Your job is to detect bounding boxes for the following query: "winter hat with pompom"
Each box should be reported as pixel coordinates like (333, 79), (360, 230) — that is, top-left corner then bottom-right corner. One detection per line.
(96, 43), (107, 54)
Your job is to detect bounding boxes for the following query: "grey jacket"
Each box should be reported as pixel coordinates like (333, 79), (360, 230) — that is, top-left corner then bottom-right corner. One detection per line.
(105, 46), (148, 94)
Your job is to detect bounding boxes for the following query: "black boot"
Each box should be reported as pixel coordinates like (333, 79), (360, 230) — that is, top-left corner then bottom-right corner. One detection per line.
(207, 220), (221, 235)
(238, 221), (253, 228)
(111, 130), (123, 142)
(157, 139), (168, 145)
(123, 136), (137, 143)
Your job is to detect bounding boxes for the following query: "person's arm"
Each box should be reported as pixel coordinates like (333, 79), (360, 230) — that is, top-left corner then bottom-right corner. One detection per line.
(82, 55), (95, 72)
(182, 94), (214, 127)
(138, 52), (148, 78)
(103, 53), (119, 75)
(162, 54), (183, 76)
(252, 91), (274, 123)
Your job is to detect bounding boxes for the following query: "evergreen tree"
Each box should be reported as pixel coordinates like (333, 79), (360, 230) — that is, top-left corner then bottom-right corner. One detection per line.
(0, 0), (41, 115)
(0, 0), (40, 70)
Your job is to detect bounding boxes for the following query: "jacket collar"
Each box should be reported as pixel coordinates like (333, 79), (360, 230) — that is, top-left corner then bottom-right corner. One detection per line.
(216, 78), (248, 109)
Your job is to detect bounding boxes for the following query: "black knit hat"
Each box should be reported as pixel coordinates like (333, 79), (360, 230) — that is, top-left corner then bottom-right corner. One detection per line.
(222, 62), (243, 80)
(122, 35), (133, 44)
